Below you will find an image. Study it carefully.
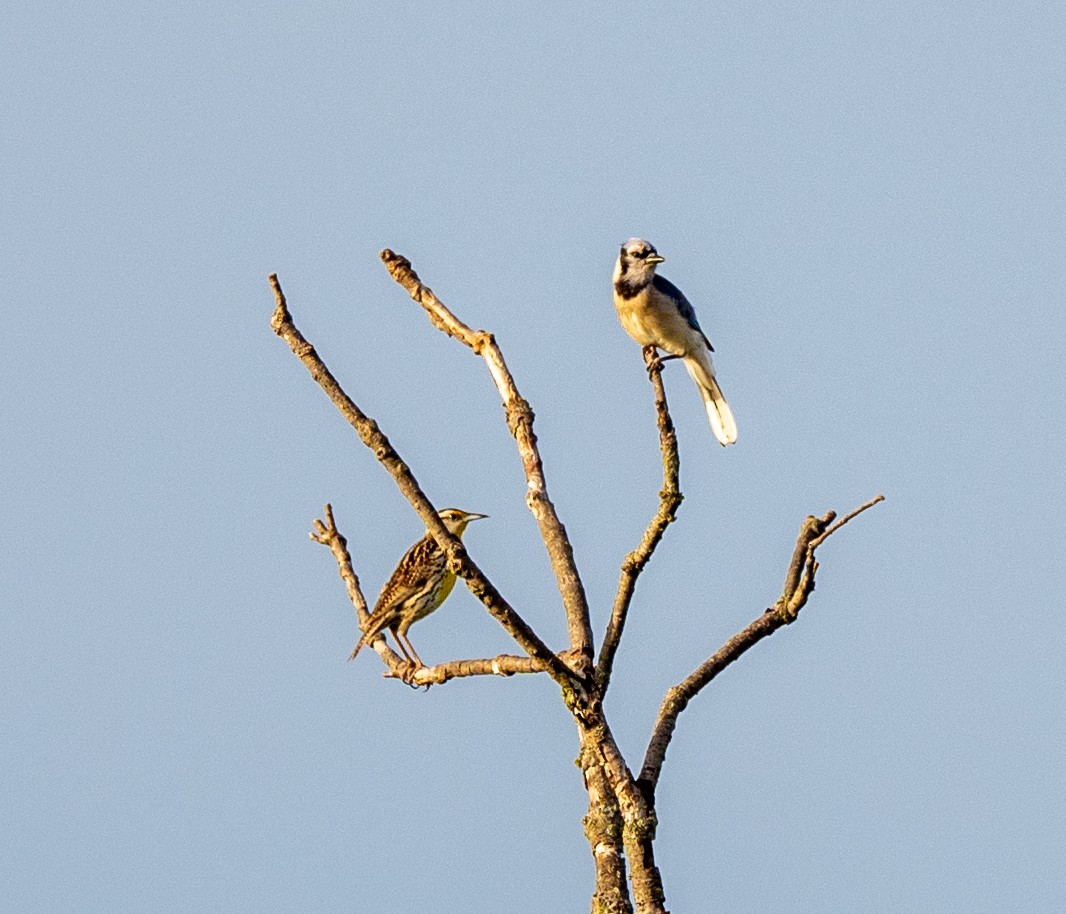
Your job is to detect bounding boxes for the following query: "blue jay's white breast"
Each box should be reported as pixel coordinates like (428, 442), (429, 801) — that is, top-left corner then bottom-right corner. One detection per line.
(614, 288), (694, 357)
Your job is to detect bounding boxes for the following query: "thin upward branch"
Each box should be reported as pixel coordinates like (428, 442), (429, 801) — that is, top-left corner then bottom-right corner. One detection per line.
(638, 495), (885, 801)
(597, 346), (683, 693)
(270, 274), (579, 693)
(310, 504), (411, 676)
(310, 504), (369, 621)
(379, 250), (595, 672)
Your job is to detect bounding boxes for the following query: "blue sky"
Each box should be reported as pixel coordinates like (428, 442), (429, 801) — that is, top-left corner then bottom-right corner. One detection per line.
(3, 2), (1064, 911)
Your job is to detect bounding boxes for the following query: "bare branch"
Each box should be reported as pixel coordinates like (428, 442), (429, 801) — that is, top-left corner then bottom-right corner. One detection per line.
(638, 495), (885, 801)
(580, 740), (633, 914)
(271, 274), (580, 693)
(597, 347), (683, 693)
(775, 494), (885, 622)
(815, 495), (886, 547)
(379, 250), (594, 671)
(310, 503), (369, 621)
(394, 649), (588, 686)
(586, 721), (668, 914)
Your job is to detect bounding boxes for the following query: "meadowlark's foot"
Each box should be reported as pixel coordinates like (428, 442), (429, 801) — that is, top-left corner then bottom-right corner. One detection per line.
(398, 660), (426, 688)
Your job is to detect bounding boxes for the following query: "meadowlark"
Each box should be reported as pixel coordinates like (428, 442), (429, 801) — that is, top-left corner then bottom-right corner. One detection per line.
(349, 508), (487, 669)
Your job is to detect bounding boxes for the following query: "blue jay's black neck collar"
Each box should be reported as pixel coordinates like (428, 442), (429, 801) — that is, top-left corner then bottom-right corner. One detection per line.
(615, 270), (652, 300)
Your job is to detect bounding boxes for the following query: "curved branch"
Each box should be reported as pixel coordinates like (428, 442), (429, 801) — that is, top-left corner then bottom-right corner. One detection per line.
(596, 347), (683, 693)
(638, 495), (885, 801)
(271, 274), (579, 693)
(379, 250), (594, 672)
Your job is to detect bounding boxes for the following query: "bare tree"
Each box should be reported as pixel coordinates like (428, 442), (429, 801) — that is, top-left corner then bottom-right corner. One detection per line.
(270, 252), (883, 914)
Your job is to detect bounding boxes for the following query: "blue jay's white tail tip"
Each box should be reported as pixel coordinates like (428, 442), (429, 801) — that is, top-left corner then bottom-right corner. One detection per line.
(682, 353), (738, 446)
(702, 378), (738, 446)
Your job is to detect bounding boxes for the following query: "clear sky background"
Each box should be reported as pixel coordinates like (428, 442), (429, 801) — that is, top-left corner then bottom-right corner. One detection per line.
(3, 2), (1064, 911)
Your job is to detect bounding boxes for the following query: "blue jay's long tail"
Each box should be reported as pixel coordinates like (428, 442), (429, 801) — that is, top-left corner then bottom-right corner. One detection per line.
(683, 352), (738, 447)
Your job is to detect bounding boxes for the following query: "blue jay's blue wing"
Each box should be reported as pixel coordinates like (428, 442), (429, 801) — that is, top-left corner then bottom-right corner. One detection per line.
(653, 275), (714, 351)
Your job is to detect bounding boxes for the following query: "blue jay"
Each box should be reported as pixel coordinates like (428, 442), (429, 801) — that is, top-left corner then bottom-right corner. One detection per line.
(613, 238), (737, 446)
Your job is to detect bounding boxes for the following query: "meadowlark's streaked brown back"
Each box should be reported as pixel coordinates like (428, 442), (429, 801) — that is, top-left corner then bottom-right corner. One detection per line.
(349, 508), (487, 668)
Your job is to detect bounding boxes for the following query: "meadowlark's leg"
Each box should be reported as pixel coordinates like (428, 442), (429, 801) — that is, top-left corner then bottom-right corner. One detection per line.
(384, 628), (420, 685)
(389, 627), (416, 664)
(396, 632), (424, 669)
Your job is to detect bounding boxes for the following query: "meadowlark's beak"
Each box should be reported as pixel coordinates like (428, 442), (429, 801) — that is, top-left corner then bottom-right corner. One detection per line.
(647, 254), (665, 264)
(464, 512), (488, 521)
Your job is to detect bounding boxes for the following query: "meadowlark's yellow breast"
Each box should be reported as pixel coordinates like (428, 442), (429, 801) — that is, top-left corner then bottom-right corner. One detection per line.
(436, 569), (458, 604)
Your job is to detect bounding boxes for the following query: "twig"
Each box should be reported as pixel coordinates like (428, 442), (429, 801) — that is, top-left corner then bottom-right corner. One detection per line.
(309, 503), (413, 677)
(310, 504), (370, 622)
(379, 250), (594, 673)
(271, 274), (579, 693)
(596, 347), (683, 693)
(637, 495), (885, 801)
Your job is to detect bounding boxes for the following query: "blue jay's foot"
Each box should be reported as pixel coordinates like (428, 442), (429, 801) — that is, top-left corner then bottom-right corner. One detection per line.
(643, 346), (662, 376)
(643, 346), (680, 377)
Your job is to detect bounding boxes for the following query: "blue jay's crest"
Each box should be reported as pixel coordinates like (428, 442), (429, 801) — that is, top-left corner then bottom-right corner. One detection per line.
(622, 238), (658, 258)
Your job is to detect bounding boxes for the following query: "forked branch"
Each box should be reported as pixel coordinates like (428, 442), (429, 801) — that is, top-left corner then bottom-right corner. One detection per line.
(638, 495), (885, 800)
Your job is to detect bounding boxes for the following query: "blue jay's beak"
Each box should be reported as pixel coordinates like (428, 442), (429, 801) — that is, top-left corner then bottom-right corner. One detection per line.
(647, 254), (665, 264)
